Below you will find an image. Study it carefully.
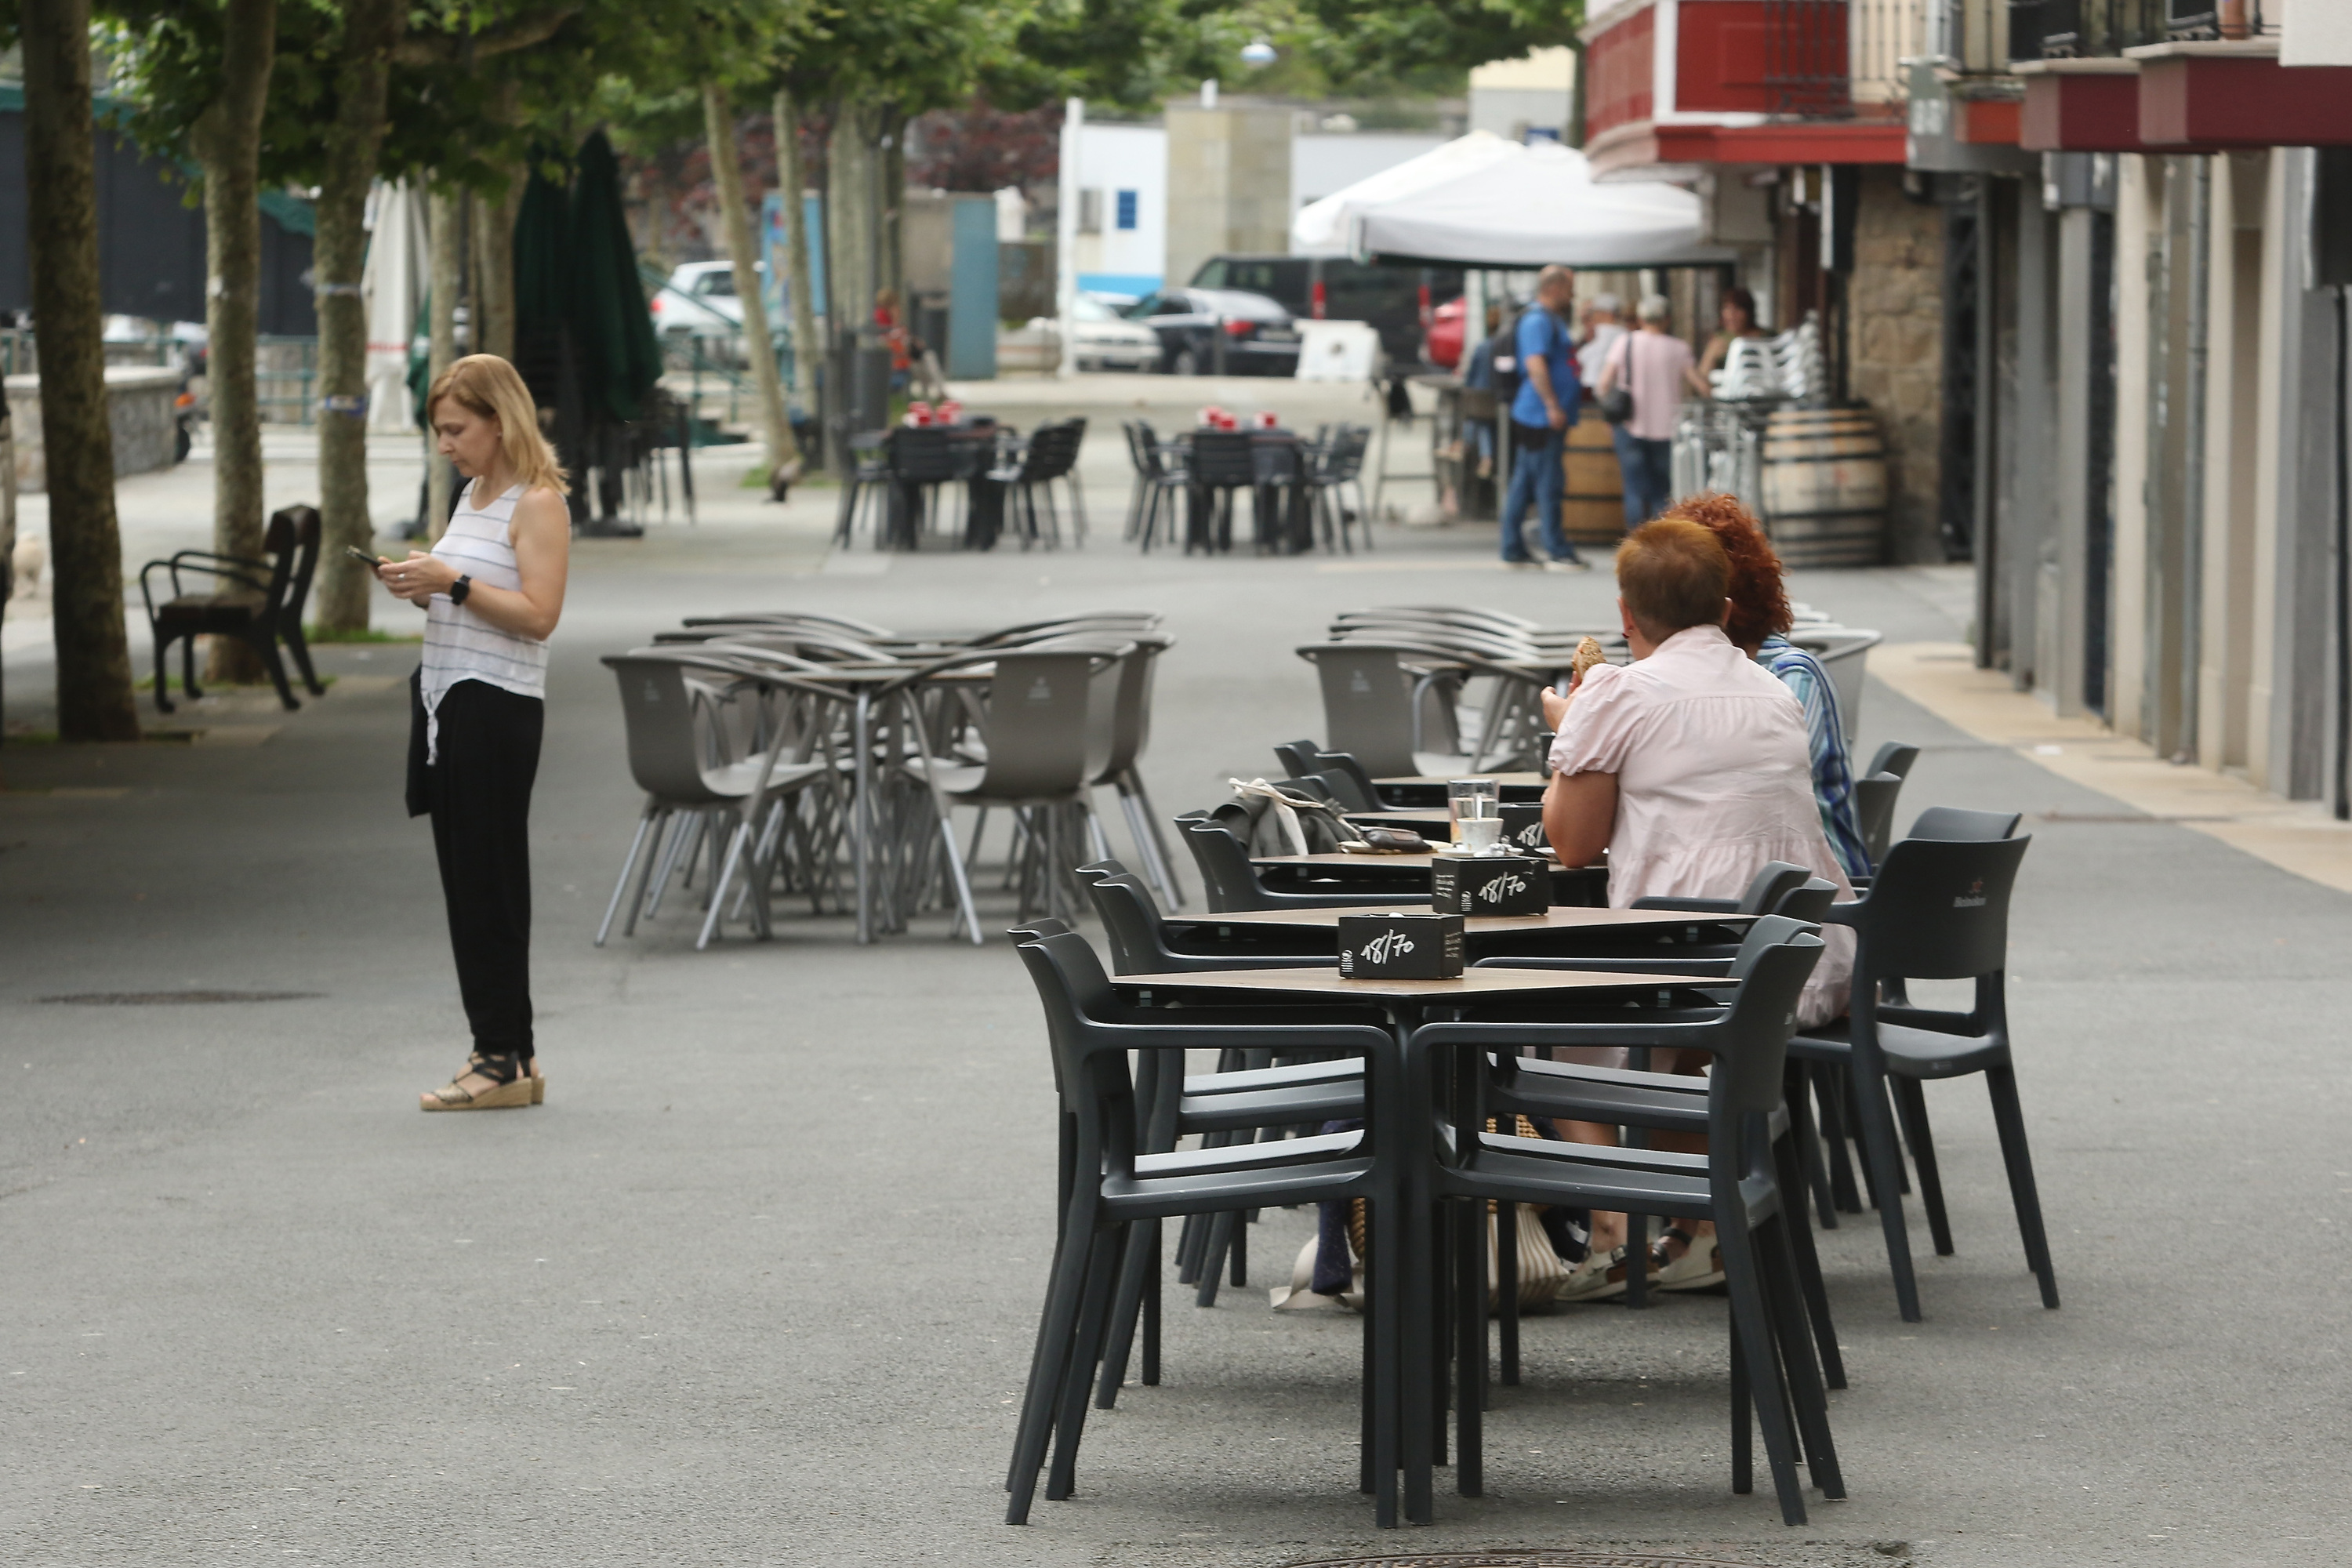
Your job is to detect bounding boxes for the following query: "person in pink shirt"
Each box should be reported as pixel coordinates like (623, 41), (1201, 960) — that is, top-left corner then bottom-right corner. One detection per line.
(1595, 294), (1708, 528)
(1533, 514), (1854, 1296)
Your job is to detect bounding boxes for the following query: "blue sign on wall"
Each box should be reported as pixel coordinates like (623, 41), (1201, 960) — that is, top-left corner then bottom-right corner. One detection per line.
(1115, 190), (1138, 232)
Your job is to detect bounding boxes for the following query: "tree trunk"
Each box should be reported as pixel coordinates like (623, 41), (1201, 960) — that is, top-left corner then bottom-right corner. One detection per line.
(20, 0), (138, 741)
(310, 0), (402, 631)
(424, 181), (463, 539)
(476, 168), (522, 363)
(829, 101), (877, 354)
(189, 0), (278, 682)
(703, 82), (795, 485)
(774, 88), (820, 405)
(880, 106), (906, 320)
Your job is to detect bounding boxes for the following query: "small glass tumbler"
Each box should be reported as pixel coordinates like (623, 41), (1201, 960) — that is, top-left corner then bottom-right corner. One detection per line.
(1457, 816), (1505, 855)
(1447, 778), (1499, 843)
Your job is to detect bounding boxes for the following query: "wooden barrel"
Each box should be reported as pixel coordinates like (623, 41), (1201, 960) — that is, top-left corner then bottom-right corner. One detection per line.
(1759, 408), (1886, 568)
(1560, 408), (1624, 544)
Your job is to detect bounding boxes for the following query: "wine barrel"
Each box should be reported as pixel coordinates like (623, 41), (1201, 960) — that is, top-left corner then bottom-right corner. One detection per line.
(1561, 408), (1624, 543)
(1759, 408), (1886, 567)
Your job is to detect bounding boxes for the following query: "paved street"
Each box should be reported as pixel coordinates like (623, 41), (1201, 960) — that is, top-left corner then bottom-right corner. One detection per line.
(2, 415), (2346, 1567)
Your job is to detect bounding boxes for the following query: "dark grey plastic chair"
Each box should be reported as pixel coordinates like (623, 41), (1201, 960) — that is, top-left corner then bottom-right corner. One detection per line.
(1791, 833), (2053, 1322)
(1176, 814), (1429, 912)
(1005, 927), (1403, 1524)
(1410, 934), (1841, 1526)
(1294, 642), (1472, 778)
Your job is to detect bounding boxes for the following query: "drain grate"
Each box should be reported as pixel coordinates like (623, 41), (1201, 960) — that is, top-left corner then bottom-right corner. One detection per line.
(1283, 1555), (1766, 1568)
(39, 990), (323, 1006)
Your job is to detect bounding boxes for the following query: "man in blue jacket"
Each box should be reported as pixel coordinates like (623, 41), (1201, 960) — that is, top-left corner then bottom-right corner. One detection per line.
(1500, 264), (1588, 570)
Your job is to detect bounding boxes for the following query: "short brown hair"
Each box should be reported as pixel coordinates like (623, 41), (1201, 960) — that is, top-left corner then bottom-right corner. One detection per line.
(1668, 493), (1790, 648)
(1616, 516), (1730, 640)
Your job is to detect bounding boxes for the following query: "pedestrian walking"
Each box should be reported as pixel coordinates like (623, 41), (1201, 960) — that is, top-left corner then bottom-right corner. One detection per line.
(1497, 264), (1587, 571)
(1596, 294), (1704, 529)
(373, 354), (572, 1112)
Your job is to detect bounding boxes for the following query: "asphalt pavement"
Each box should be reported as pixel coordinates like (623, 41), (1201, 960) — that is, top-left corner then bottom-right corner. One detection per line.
(0, 415), (2345, 1567)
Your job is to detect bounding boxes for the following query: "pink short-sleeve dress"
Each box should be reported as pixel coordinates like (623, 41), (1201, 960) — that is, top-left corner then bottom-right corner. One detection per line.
(1551, 623), (1855, 1029)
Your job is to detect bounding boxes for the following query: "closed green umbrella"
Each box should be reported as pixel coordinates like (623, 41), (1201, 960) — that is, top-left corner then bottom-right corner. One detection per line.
(511, 160), (571, 405)
(564, 130), (662, 424)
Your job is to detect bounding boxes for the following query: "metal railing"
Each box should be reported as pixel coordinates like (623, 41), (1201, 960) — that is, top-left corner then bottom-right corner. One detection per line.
(1853, 0), (1930, 111)
(1766, 0), (1857, 116)
(2007, 0), (2195, 59)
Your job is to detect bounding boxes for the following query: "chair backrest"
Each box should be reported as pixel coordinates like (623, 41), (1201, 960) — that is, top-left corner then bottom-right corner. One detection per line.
(1313, 751), (1386, 811)
(1853, 771), (1904, 866)
(603, 655), (735, 804)
(1272, 739), (1322, 779)
(265, 505), (321, 626)
(686, 610), (899, 638)
(1907, 804), (2022, 841)
(1845, 834), (2031, 982)
(1178, 815), (1273, 912)
(1770, 878), (1838, 923)
(1011, 930), (1134, 1137)
(966, 649), (1120, 800)
(1190, 430), (1257, 486)
(1093, 634), (1171, 782)
(1726, 913), (1821, 978)
(1076, 862), (1177, 974)
(1867, 740), (1921, 779)
(1737, 861), (1813, 916)
(888, 426), (962, 481)
(1296, 645), (1421, 778)
(1278, 775), (1338, 806)
(1704, 933), (1828, 1149)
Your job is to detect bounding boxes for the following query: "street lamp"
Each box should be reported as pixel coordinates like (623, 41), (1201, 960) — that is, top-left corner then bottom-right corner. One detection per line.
(1240, 38), (1276, 67)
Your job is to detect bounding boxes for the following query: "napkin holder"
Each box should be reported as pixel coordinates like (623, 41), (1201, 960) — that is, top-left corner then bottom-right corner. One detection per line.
(1497, 804), (1550, 855)
(1431, 853), (1548, 917)
(1336, 913), (1465, 979)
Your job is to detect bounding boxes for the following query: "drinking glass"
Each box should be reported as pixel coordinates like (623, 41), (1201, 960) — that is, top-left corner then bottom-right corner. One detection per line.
(1447, 778), (1499, 844)
(1457, 817), (1504, 855)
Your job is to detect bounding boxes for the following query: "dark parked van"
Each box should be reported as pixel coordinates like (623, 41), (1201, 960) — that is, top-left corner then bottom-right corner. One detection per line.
(1186, 256), (1464, 367)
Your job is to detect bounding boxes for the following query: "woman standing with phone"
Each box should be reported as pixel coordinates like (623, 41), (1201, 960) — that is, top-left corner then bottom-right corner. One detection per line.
(369, 354), (570, 1111)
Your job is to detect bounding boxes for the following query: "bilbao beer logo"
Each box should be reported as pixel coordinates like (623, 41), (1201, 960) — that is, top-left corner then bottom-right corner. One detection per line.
(1953, 878), (1986, 909)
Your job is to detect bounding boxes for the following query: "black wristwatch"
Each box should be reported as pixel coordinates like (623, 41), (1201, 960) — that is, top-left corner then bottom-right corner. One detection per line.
(450, 575), (473, 606)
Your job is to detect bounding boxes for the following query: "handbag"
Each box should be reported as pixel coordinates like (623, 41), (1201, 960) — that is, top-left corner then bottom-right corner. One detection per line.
(1597, 332), (1635, 425)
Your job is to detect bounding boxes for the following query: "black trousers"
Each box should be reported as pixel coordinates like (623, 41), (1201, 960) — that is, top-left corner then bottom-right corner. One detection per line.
(408, 675), (543, 1058)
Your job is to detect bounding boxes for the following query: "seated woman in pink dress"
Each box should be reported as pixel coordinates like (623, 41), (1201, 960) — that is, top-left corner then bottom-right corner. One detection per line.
(1534, 514), (1853, 1296)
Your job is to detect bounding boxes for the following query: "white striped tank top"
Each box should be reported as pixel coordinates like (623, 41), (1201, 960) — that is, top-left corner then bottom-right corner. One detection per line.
(419, 480), (548, 761)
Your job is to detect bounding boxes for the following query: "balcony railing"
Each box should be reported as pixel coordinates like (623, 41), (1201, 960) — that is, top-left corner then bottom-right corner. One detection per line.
(1766, 0), (1857, 115)
(2008, 0), (2271, 60)
(1853, 0), (1930, 109)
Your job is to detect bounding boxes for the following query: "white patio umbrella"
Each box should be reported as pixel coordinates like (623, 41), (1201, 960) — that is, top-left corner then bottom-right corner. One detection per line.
(1290, 130), (1526, 256)
(361, 179), (427, 434)
(1297, 136), (1736, 270)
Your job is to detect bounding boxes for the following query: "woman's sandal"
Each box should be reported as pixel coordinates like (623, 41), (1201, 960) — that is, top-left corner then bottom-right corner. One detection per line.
(420, 1053), (534, 1112)
(1651, 1224), (1727, 1290)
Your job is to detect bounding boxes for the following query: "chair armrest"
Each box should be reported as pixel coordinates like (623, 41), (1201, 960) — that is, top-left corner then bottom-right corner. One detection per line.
(1098, 1018), (1396, 1057)
(1875, 1004), (1980, 1036)
(1628, 895), (1741, 913)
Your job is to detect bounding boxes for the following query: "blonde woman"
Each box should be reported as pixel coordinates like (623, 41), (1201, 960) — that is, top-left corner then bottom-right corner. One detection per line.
(374, 354), (570, 1111)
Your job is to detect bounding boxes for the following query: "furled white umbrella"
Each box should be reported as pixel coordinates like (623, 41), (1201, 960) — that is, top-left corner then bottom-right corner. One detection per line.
(1297, 136), (1735, 270)
(361, 179), (427, 434)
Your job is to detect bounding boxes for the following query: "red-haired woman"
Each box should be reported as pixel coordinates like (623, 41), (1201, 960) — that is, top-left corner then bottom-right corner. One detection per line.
(1681, 494), (1871, 880)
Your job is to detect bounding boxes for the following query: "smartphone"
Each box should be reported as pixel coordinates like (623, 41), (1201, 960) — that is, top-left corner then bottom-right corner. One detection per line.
(345, 546), (383, 571)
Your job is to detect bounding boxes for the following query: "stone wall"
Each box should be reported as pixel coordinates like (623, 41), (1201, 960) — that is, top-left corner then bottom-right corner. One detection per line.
(1163, 103), (1291, 291)
(5, 366), (181, 492)
(1845, 167), (1944, 564)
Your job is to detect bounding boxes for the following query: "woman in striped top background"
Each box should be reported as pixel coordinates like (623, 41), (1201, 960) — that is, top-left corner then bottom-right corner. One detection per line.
(374, 354), (571, 1111)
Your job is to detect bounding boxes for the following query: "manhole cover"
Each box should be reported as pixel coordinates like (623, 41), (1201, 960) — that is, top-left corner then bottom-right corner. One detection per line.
(1284, 1556), (1764, 1568)
(39, 990), (323, 1006)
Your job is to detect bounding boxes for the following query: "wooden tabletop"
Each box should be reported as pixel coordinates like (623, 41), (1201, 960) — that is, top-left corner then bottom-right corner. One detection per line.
(1344, 808), (1456, 826)
(1112, 965), (1705, 1001)
(1254, 851), (1567, 871)
(1171, 906), (1751, 935)
(1374, 774), (1547, 789)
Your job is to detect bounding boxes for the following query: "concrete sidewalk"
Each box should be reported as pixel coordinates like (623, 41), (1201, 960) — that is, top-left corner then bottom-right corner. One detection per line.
(0, 516), (2344, 1566)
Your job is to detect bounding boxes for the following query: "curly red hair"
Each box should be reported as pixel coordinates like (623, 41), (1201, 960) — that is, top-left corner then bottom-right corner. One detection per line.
(1663, 492), (1790, 649)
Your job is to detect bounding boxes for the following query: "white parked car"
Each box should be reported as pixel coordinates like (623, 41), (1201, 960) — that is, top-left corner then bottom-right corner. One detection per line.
(652, 261), (757, 336)
(1066, 294), (1160, 372)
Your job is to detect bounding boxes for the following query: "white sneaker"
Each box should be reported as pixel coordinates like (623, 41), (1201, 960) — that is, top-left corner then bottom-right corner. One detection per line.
(1542, 556), (1592, 572)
